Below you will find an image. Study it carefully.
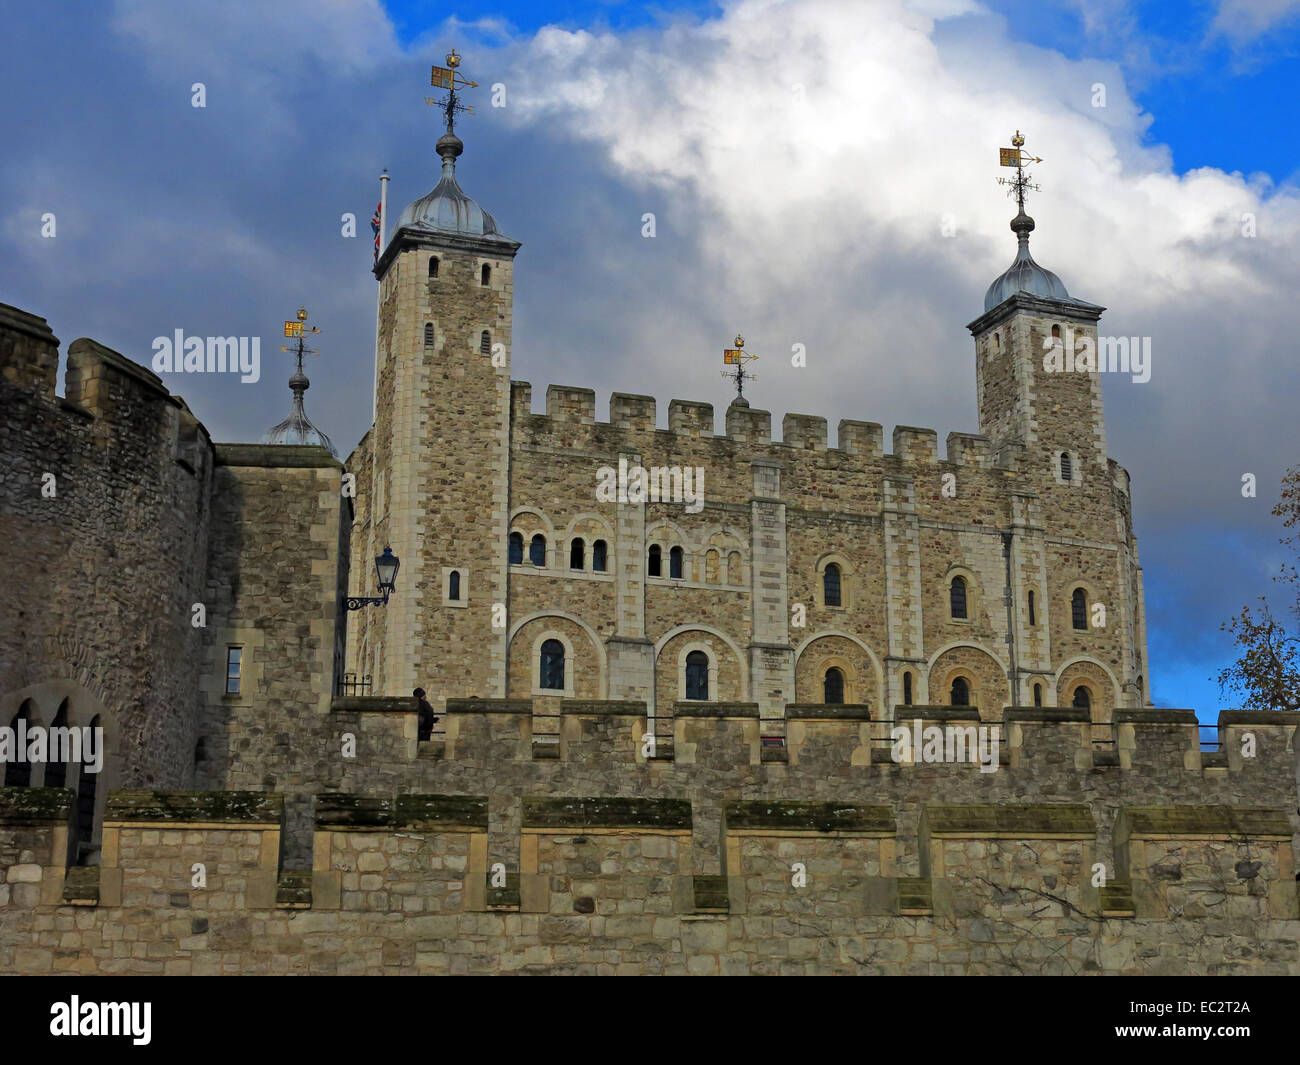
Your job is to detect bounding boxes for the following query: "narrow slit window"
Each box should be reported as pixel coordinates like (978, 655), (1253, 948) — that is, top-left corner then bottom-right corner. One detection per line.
(950, 576), (968, 619)
(226, 647), (242, 694)
(823, 563), (842, 607)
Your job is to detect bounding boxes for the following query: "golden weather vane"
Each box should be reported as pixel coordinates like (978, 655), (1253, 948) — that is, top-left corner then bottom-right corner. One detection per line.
(280, 306), (322, 364)
(721, 333), (759, 405)
(425, 48), (479, 135)
(996, 129), (1044, 214)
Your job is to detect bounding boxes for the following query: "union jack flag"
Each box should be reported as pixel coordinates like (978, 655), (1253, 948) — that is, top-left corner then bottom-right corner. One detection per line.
(371, 202), (382, 265)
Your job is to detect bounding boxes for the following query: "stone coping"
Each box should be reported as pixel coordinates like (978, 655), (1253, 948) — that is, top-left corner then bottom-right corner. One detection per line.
(331, 696), (414, 714)
(672, 702), (760, 718)
(522, 796), (692, 831)
(1112, 709), (1197, 725)
(0, 301), (58, 343)
(214, 443), (341, 469)
(1117, 805), (1292, 840)
(315, 793), (489, 831)
(560, 700), (647, 717)
(785, 704), (872, 721)
(724, 801), (895, 835)
(445, 699), (532, 715)
(0, 786), (73, 824)
(1217, 710), (1300, 726)
(105, 790), (283, 826)
(923, 803), (1095, 838)
(893, 705), (982, 722)
(1002, 707), (1090, 723)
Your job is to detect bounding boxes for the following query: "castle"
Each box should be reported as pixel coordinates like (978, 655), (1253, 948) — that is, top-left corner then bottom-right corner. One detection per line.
(0, 97), (1297, 974)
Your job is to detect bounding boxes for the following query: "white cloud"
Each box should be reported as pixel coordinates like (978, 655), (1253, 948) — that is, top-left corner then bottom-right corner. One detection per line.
(1211, 0), (1300, 41)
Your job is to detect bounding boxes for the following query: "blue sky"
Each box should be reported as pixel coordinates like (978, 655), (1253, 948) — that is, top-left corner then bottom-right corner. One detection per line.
(2, 0), (1297, 717)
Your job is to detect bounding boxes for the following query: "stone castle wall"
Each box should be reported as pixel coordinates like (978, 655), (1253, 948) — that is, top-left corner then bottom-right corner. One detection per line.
(0, 707), (1295, 975)
(0, 304), (213, 796)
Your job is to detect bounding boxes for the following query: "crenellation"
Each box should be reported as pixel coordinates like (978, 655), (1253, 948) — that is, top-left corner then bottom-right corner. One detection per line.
(836, 419), (884, 457)
(609, 392), (656, 431)
(668, 399), (714, 437)
(945, 431), (991, 467)
(546, 384), (597, 424)
(781, 413), (827, 451)
(725, 403), (772, 443)
(891, 425), (940, 465)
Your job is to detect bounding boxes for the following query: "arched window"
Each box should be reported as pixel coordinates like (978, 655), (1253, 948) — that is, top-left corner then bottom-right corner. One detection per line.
(481, 263), (491, 286)
(480, 330), (491, 355)
(993, 332), (1001, 350)
(685, 651), (709, 701)
(428, 256), (439, 278)
(950, 576), (968, 619)
(424, 322), (435, 348)
(1072, 686), (1091, 712)
(529, 534), (546, 567)
(570, 538), (585, 570)
(72, 715), (100, 865)
(823, 563), (842, 607)
(539, 640), (565, 690)
(45, 701), (70, 791)
(705, 549), (720, 584)
(950, 677), (970, 707)
(1071, 587), (1088, 630)
(1033, 682), (1043, 707)
(648, 544), (662, 577)
(508, 531), (524, 564)
(728, 551), (742, 585)
(1028, 590), (1036, 626)
(1060, 451), (1073, 482)
(448, 571), (461, 601)
(1051, 324), (1061, 338)
(824, 667), (845, 705)
(5, 705), (32, 787)
(902, 671), (913, 706)
(669, 546), (684, 579)
(592, 539), (608, 572)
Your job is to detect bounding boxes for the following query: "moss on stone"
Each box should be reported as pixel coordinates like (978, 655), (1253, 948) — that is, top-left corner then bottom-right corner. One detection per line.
(523, 796), (692, 830)
(725, 801), (894, 834)
(924, 803), (1094, 837)
(105, 790), (282, 824)
(0, 786), (74, 824)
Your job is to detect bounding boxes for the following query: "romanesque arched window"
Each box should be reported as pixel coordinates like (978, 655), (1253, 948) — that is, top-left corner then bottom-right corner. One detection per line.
(1033, 682), (1043, 707)
(5, 704), (33, 787)
(424, 323), (435, 347)
(1072, 685), (1091, 712)
(669, 546), (684, 580)
(727, 551), (742, 585)
(903, 671), (913, 706)
(1071, 587), (1088, 630)
(950, 576), (968, 619)
(950, 676), (970, 707)
(508, 531), (524, 565)
(481, 264), (491, 286)
(72, 715), (100, 865)
(823, 563), (842, 607)
(529, 534), (547, 567)
(429, 256), (439, 278)
(539, 640), (565, 690)
(570, 538), (585, 570)
(824, 667), (845, 705)
(592, 539), (607, 572)
(44, 700), (70, 791)
(685, 650), (710, 700)
(1060, 451), (1073, 483)
(480, 330), (491, 355)
(448, 571), (461, 601)
(648, 544), (662, 577)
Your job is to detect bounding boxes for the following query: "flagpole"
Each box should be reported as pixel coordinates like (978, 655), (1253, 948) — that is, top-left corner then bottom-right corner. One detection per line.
(371, 169), (389, 424)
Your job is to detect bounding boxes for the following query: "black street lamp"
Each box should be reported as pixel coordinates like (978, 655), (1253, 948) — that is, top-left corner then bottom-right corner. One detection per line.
(345, 546), (401, 610)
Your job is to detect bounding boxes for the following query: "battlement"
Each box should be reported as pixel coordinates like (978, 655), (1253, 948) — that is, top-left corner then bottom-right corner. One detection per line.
(508, 380), (1016, 481)
(2, 779), (1296, 974)
(0, 302), (60, 397)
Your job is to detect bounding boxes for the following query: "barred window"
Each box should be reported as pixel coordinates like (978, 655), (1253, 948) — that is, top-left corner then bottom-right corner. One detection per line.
(950, 576), (968, 620)
(424, 322), (435, 347)
(823, 563), (842, 607)
(480, 330), (491, 355)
